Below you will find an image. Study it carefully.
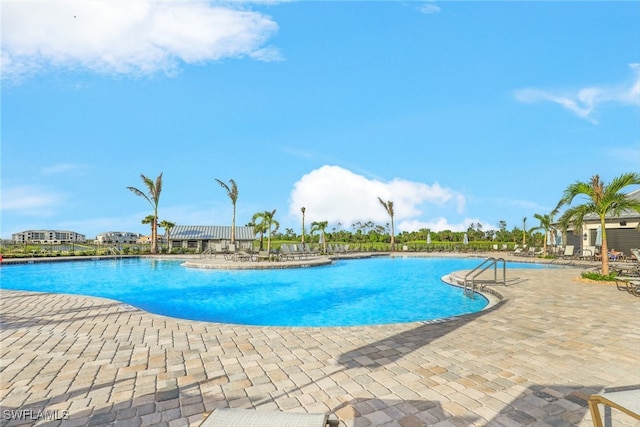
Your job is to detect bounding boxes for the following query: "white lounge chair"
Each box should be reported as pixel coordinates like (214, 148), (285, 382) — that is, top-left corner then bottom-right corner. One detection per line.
(562, 245), (575, 259)
(201, 408), (339, 427)
(588, 385), (640, 427)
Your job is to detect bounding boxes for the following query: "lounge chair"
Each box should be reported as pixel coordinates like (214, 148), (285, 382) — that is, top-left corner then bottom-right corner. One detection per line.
(256, 250), (272, 262)
(223, 244), (236, 261)
(201, 408), (339, 427)
(213, 243), (225, 258)
(562, 245), (575, 260)
(588, 385), (640, 427)
(615, 277), (640, 297)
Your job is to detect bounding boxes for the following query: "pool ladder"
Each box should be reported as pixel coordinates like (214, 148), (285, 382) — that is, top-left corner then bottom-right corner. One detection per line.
(464, 257), (506, 296)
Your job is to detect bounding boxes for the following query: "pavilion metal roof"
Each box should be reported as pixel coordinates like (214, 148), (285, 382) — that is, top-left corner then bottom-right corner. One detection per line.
(170, 225), (255, 240)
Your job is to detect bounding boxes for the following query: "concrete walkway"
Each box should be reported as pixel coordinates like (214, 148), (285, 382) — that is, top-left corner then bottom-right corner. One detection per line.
(1, 256), (639, 426)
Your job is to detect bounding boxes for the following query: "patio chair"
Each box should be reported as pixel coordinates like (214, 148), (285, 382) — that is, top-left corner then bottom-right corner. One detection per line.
(200, 408), (339, 427)
(615, 277), (640, 297)
(562, 245), (575, 259)
(588, 385), (640, 427)
(223, 244), (237, 261)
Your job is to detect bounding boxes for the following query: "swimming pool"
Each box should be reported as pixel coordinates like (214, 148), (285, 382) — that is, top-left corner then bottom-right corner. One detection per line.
(0, 257), (547, 327)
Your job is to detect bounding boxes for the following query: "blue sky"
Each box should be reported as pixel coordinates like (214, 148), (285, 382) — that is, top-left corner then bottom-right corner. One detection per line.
(2, 1), (639, 239)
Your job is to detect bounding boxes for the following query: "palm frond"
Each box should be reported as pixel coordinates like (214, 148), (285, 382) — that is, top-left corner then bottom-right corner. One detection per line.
(127, 186), (152, 206)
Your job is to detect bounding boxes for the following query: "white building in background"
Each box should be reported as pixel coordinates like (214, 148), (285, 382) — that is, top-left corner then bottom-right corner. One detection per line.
(95, 231), (142, 244)
(11, 230), (86, 244)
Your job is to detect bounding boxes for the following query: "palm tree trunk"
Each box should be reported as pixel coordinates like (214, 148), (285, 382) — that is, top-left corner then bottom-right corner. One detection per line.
(151, 217), (157, 254)
(600, 218), (609, 275)
(266, 229), (272, 258)
(231, 206), (236, 244)
(390, 220), (395, 251)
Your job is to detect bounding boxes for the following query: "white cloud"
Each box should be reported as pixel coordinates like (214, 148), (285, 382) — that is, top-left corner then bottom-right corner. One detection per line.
(419, 2), (441, 15)
(288, 165), (466, 231)
(1, 0), (280, 80)
(41, 163), (89, 175)
(514, 63), (640, 124)
(0, 185), (64, 215)
(399, 217), (491, 233)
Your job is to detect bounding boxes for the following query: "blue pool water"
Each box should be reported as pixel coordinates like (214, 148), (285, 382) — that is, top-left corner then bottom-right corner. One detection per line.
(0, 257), (549, 327)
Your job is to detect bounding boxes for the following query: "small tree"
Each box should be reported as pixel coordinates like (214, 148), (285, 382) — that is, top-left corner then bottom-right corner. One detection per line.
(251, 213), (270, 251)
(311, 220), (328, 254)
(159, 220), (175, 251)
(128, 173), (163, 254)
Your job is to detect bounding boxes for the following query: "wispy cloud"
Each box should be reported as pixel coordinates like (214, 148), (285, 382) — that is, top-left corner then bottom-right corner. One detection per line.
(41, 163), (88, 175)
(399, 217), (491, 233)
(419, 2), (441, 15)
(288, 165), (466, 230)
(514, 63), (640, 124)
(1, 0), (281, 81)
(0, 185), (64, 215)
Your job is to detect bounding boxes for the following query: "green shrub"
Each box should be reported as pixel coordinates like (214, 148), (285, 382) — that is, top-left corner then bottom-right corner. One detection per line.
(581, 271), (618, 281)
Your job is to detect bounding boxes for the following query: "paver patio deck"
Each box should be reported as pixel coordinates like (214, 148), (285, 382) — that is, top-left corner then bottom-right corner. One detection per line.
(1, 254), (639, 426)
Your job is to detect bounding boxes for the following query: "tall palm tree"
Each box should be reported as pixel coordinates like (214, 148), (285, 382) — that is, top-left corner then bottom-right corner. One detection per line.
(522, 217), (527, 246)
(159, 220), (175, 251)
(555, 172), (640, 275)
(310, 220), (328, 254)
(128, 173), (163, 254)
(264, 209), (279, 256)
(300, 206), (306, 248)
(532, 213), (553, 256)
(377, 197), (395, 251)
(215, 178), (238, 244)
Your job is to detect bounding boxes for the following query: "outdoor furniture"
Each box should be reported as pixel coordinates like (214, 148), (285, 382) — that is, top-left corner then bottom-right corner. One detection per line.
(588, 385), (640, 427)
(256, 250), (272, 262)
(562, 245), (575, 259)
(615, 277), (640, 297)
(200, 408), (339, 427)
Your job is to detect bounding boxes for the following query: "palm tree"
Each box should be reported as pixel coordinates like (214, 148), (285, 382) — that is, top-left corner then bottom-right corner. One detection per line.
(522, 217), (527, 246)
(141, 214), (155, 236)
(555, 172), (640, 275)
(532, 213), (553, 256)
(250, 213), (270, 250)
(159, 220), (175, 252)
(311, 220), (328, 254)
(264, 209), (279, 256)
(253, 210), (278, 257)
(378, 197), (395, 251)
(215, 178), (239, 244)
(300, 206), (306, 248)
(128, 173), (163, 254)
